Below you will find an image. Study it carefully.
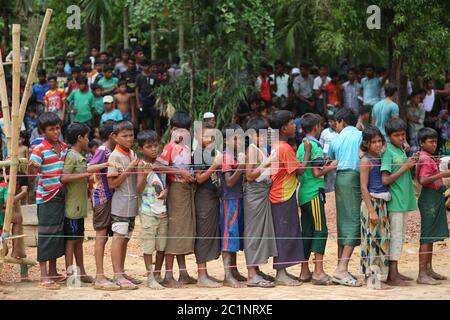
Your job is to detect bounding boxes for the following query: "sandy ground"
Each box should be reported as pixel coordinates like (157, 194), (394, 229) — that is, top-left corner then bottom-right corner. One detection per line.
(1, 193), (450, 300)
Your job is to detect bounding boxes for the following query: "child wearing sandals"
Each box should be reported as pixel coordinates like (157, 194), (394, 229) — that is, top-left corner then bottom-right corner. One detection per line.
(415, 127), (450, 285)
(107, 120), (141, 290)
(297, 113), (337, 285)
(359, 125), (391, 290)
(244, 117), (278, 288)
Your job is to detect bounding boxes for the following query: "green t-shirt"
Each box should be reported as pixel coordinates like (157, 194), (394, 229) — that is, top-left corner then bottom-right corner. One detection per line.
(296, 139), (325, 206)
(63, 149), (88, 219)
(0, 183), (8, 227)
(98, 77), (118, 92)
(380, 143), (417, 212)
(67, 90), (95, 123)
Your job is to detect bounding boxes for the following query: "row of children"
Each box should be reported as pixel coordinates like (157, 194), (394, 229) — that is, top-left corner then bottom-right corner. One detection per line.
(25, 106), (449, 290)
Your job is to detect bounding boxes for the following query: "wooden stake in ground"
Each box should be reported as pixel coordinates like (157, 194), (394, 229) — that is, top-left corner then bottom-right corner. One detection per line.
(2, 24), (22, 239)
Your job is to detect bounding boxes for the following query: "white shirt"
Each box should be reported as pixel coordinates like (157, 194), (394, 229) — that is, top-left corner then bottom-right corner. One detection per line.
(313, 76), (331, 99)
(270, 73), (289, 98)
(320, 127), (339, 155)
(423, 89), (435, 112)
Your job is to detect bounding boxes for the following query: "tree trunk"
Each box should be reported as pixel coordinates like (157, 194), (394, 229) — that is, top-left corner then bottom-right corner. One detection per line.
(150, 20), (156, 59)
(86, 21), (100, 50)
(2, 14), (9, 51)
(392, 55), (408, 118)
(100, 17), (106, 52)
(123, 5), (129, 50)
(178, 17), (184, 60)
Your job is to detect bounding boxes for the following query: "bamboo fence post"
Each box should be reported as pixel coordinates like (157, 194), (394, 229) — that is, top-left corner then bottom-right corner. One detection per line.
(2, 25), (21, 236)
(18, 9), (52, 126)
(0, 51), (11, 155)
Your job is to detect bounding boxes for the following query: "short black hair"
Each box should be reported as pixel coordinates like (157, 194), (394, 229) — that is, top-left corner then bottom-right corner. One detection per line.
(246, 117), (269, 131)
(94, 59), (105, 65)
(71, 66), (82, 73)
(37, 69), (46, 77)
(417, 127), (438, 144)
(141, 58), (150, 66)
(170, 111), (191, 129)
(88, 139), (101, 149)
(118, 80), (127, 87)
(113, 120), (134, 134)
(385, 118), (407, 136)
(334, 108), (357, 127)
(222, 123), (242, 138)
(66, 122), (90, 145)
(365, 64), (375, 70)
(299, 63), (309, 69)
(269, 110), (293, 130)
(56, 57), (65, 64)
(38, 112), (61, 131)
(91, 83), (101, 91)
(412, 88), (427, 96)
(99, 120), (115, 141)
(202, 122), (215, 130)
(104, 66), (113, 73)
(318, 64), (327, 70)
(301, 113), (322, 133)
(47, 75), (57, 81)
(358, 105), (372, 116)
(384, 83), (398, 97)
(274, 59), (284, 67)
(77, 76), (88, 84)
(137, 130), (159, 147)
(347, 67), (357, 74)
(361, 125), (385, 152)
(82, 57), (91, 66)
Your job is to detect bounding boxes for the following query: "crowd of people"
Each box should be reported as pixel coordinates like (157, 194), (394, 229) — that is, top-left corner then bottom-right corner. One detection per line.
(0, 47), (450, 292)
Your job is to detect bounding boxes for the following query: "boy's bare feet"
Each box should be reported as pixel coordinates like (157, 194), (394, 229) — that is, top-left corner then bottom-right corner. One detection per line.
(223, 275), (247, 288)
(207, 275), (223, 283)
(386, 277), (411, 287)
(178, 274), (197, 285)
(197, 275), (222, 288)
(231, 269), (247, 282)
(79, 274), (94, 284)
(299, 270), (312, 282)
(275, 270), (302, 286)
(147, 276), (165, 290)
(154, 274), (164, 284)
(397, 273), (413, 281)
(162, 276), (183, 288)
(417, 274), (441, 285)
(427, 270), (447, 280)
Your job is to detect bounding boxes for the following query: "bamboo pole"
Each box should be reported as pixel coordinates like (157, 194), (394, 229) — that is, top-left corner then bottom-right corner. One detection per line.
(2, 25), (21, 236)
(18, 9), (52, 127)
(0, 51), (11, 155)
(0, 158), (28, 167)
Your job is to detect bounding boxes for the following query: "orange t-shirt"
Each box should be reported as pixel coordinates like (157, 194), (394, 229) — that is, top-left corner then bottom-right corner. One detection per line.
(44, 88), (66, 112)
(269, 141), (300, 203)
(324, 82), (339, 105)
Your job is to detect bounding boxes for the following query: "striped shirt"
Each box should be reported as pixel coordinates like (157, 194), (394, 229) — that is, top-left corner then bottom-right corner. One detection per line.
(89, 145), (113, 206)
(30, 139), (68, 204)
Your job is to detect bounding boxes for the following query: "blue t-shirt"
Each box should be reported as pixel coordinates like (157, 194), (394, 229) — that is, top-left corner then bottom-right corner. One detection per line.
(100, 109), (123, 123)
(361, 77), (382, 106)
(94, 97), (105, 115)
(32, 83), (50, 101)
(372, 99), (399, 136)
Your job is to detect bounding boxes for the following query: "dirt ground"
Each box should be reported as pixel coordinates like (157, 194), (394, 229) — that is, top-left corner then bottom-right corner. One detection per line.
(1, 193), (450, 300)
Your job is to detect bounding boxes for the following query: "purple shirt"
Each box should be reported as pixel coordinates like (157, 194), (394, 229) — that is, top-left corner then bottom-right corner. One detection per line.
(89, 145), (113, 206)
